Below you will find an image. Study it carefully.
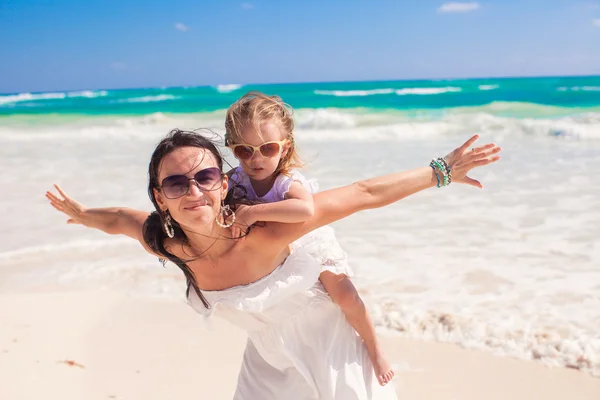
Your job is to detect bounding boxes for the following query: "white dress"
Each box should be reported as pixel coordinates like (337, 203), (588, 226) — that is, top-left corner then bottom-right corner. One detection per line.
(187, 240), (398, 400)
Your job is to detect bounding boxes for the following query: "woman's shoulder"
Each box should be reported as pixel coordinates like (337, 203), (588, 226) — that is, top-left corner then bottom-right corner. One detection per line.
(244, 227), (290, 266)
(244, 221), (291, 254)
(161, 237), (193, 261)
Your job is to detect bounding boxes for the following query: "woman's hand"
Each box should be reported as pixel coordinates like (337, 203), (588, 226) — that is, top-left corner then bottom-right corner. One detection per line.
(443, 134), (501, 189)
(46, 185), (154, 255)
(45, 184), (88, 225)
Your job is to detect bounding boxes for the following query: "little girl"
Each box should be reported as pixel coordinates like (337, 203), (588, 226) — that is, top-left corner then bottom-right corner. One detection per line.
(224, 91), (394, 386)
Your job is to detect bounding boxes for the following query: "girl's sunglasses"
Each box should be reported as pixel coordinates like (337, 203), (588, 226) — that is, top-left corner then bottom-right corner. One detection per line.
(228, 139), (288, 160)
(158, 167), (223, 199)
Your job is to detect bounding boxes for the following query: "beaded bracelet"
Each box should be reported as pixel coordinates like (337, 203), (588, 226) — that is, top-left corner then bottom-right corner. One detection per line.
(434, 159), (448, 186)
(437, 157), (452, 184)
(430, 163), (442, 187)
(429, 157), (452, 188)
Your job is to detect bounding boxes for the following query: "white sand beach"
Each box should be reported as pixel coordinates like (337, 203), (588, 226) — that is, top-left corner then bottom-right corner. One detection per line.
(1, 289), (598, 400)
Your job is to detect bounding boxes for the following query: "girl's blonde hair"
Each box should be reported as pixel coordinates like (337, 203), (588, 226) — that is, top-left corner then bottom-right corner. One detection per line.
(225, 91), (302, 176)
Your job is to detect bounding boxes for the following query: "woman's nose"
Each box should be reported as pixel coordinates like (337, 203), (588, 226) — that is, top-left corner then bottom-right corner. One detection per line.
(187, 180), (204, 197)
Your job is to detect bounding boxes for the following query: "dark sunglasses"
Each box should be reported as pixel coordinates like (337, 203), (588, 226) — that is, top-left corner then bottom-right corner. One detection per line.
(158, 167), (223, 199)
(228, 139), (288, 160)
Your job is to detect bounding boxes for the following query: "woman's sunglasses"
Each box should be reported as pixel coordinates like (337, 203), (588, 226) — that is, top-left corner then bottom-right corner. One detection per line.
(158, 167), (223, 199)
(228, 139), (288, 161)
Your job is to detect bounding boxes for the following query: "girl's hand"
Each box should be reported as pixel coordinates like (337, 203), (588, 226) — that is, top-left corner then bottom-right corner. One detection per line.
(230, 204), (256, 238)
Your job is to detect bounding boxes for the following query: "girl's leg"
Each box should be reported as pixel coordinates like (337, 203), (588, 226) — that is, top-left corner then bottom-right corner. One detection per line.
(320, 271), (395, 386)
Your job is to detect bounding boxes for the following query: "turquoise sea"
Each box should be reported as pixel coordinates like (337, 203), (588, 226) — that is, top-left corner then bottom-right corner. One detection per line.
(2, 75), (599, 140)
(2, 76), (600, 115)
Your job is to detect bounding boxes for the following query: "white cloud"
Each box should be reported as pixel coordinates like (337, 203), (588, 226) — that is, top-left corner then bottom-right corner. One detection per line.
(175, 22), (189, 32)
(241, 3), (253, 9)
(594, 18), (600, 27)
(438, 2), (480, 13)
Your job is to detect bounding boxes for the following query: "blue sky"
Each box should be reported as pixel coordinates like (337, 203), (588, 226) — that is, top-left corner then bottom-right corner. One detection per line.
(1, 0), (599, 93)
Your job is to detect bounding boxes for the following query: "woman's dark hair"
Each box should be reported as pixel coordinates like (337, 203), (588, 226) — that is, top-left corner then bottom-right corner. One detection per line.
(142, 129), (230, 309)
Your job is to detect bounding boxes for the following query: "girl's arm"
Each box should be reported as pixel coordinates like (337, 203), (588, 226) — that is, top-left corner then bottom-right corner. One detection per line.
(266, 135), (501, 246)
(244, 182), (314, 224)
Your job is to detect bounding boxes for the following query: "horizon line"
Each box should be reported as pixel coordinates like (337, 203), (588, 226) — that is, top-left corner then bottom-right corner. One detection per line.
(2, 73), (600, 96)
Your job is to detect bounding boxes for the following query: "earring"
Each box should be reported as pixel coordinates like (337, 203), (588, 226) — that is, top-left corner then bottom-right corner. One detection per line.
(164, 212), (175, 238)
(215, 202), (235, 228)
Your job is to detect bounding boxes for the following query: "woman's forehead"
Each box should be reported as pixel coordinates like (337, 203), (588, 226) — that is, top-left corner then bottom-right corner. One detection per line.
(159, 147), (218, 178)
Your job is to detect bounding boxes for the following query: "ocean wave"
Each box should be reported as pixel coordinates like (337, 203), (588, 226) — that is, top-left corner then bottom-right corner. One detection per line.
(295, 108), (365, 128)
(293, 106), (600, 141)
(478, 84), (499, 91)
(313, 87), (464, 97)
(216, 84), (243, 93)
(314, 89), (394, 97)
(115, 112), (176, 126)
(557, 86), (600, 92)
(0, 90), (109, 105)
(0, 111), (227, 141)
(371, 303), (600, 377)
(67, 90), (109, 98)
(0, 92), (66, 105)
(115, 94), (178, 103)
(448, 101), (598, 117)
(395, 87), (462, 95)
(2, 105), (599, 142)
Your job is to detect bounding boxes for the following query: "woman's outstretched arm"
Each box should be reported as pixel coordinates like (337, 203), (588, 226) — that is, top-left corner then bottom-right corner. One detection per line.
(267, 135), (501, 245)
(45, 185), (155, 254)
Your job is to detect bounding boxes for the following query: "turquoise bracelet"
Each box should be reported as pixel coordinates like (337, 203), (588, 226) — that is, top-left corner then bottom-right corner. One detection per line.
(437, 157), (452, 184)
(429, 161), (442, 187)
(429, 158), (451, 187)
(433, 159), (448, 187)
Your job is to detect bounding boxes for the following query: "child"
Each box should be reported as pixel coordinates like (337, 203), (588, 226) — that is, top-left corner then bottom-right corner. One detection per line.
(224, 91), (394, 386)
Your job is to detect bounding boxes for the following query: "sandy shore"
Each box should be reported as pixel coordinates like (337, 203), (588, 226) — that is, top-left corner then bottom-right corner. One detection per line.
(1, 290), (599, 400)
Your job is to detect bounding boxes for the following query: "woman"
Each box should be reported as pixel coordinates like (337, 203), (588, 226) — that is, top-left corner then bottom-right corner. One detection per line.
(46, 129), (501, 399)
